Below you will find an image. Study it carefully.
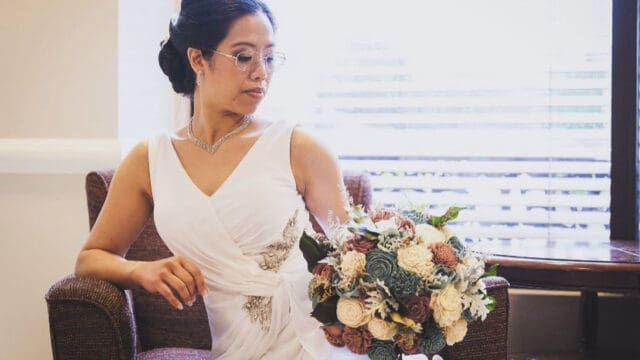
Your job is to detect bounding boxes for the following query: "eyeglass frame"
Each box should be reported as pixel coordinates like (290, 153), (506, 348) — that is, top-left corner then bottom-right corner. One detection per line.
(203, 48), (286, 72)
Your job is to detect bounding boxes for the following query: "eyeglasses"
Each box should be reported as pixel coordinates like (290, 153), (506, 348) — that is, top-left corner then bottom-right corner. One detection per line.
(209, 49), (286, 72)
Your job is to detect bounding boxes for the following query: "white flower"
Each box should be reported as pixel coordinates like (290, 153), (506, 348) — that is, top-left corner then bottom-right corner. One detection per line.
(415, 223), (446, 247)
(461, 285), (491, 321)
(367, 317), (398, 340)
(331, 226), (354, 246)
(340, 251), (366, 278)
(454, 254), (486, 292)
(430, 284), (463, 328)
(375, 219), (397, 233)
(397, 244), (434, 279)
(336, 298), (371, 327)
(444, 319), (468, 345)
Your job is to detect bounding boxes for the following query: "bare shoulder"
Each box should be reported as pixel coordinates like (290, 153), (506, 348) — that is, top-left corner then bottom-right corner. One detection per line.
(290, 126), (341, 195)
(112, 141), (152, 203)
(290, 126), (335, 161)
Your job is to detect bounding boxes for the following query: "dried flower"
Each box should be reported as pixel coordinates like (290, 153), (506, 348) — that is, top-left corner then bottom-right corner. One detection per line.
(394, 330), (419, 355)
(342, 326), (373, 354)
(430, 285), (463, 328)
(367, 317), (398, 340)
(402, 295), (432, 324)
(397, 244), (434, 279)
(370, 208), (396, 222)
(430, 242), (459, 269)
(367, 339), (397, 360)
(344, 236), (378, 254)
(365, 249), (398, 284)
(340, 251), (367, 278)
(321, 324), (345, 347)
(312, 263), (335, 281)
(444, 318), (468, 345)
(337, 298), (371, 328)
(415, 223), (445, 247)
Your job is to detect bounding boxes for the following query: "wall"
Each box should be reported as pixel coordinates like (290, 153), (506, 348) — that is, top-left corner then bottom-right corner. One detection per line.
(0, 1), (118, 358)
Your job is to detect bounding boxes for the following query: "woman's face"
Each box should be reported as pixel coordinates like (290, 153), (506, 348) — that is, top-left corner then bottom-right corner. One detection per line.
(201, 12), (276, 115)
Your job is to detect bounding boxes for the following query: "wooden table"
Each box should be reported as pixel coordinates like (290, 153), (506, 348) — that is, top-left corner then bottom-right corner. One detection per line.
(469, 239), (640, 357)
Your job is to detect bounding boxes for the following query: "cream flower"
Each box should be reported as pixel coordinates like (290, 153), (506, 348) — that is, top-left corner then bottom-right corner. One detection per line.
(341, 251), (366, 278)
(367, 317), (398, 340)
(415, 224), (446, 247)
(444, 319), (468, 345)
(397, 244), (434, 279)
(337, 298), (371, 327)
(375, 219), (397, 233)
(430, 285), (463, 328)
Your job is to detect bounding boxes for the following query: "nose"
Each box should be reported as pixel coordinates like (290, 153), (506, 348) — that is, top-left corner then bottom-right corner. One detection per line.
(250, 58), (269, 81)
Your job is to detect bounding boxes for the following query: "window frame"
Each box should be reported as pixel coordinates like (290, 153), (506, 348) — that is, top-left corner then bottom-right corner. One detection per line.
(610, 0), (639, 241)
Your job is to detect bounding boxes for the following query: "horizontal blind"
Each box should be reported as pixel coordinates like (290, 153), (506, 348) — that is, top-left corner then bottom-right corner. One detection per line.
(265, 0), (612, 243)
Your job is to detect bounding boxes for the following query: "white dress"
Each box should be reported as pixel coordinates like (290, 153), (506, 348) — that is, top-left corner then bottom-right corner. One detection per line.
(148, 121), (366, 360)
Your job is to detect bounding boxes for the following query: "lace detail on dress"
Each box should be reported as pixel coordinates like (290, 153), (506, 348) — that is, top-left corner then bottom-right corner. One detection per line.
(243, 210), (300, 331)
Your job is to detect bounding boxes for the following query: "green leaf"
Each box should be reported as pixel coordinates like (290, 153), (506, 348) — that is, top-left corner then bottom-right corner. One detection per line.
(481, 264), (499, 279)
(485, 295), (497, 312)
(427, 215), (443, 228)
(447, 236), (465, 256)
(310, 295), (339, 324)
(299, 231), (328, 272)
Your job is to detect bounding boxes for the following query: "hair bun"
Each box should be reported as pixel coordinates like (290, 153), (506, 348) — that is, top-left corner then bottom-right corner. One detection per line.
(158, 37), (196, 95)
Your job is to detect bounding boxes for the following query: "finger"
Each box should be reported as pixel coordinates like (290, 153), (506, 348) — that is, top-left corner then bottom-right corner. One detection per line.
(181, 258), (208, 297)
(172, 266), (197, 301)
(157, 282), (184, 310)
(162, 272), (192, 306)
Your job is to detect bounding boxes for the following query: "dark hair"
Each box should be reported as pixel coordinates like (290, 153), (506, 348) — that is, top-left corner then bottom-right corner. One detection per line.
(158, 0), (276, 97)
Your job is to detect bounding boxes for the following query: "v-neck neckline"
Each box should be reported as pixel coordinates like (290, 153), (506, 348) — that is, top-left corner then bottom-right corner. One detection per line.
(167, 122), (275, 199)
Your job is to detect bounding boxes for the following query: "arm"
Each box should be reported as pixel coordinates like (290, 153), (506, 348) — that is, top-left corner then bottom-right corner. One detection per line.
(75, 142), (206, 310)
(290, 128), (349, 233)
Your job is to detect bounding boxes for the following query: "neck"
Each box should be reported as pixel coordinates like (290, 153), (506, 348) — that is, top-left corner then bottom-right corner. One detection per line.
(190, 110), (248, 144)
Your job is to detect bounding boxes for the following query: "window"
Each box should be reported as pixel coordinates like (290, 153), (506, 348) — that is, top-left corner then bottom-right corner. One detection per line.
(262, 0), (613, 243)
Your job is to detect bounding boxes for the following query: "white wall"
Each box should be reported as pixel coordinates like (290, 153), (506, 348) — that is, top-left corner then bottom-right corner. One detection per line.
(0, 0), (119, 358)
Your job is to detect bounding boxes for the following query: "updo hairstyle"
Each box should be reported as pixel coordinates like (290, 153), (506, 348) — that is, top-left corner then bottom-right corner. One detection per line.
(158, 0), (275, 97)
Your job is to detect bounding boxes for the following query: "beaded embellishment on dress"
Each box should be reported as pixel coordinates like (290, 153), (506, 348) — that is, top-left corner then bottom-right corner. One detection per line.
(243, 210), (300, 331)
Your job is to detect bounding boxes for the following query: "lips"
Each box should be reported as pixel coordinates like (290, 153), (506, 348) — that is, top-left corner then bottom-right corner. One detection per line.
(243, 87), (265, 98)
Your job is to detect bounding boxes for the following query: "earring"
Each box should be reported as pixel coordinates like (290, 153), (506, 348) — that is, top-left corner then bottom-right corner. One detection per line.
(196, 71), (203, 86)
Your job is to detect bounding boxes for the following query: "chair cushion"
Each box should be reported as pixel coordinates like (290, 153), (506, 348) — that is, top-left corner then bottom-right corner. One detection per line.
(137, 347), (211, 360)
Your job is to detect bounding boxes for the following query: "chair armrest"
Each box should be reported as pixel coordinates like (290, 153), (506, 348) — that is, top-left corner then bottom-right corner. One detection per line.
(447, 276), (510, 360)
(45, 274), (137, 360)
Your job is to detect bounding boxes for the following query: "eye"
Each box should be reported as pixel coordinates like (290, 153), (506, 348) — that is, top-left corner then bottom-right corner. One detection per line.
(236, 52), (254, 64)
(263, 54), (275, 64)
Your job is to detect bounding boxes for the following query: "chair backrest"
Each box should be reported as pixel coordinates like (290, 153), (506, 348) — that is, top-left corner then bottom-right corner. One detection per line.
(85, 169), (372, 352)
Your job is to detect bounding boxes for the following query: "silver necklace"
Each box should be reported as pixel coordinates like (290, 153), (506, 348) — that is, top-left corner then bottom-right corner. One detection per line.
(187, 115), (252, 154)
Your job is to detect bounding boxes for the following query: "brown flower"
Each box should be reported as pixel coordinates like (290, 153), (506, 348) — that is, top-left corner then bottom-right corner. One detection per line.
(429, 242), (459, 268)
(396, 216), (416, 236)
(402, 295), (432, 324)
(321, 324), (345, 347)
(370, 208), (395, 222)
(312, 263), (335, 281)
(344, 236), (378, 254)
(342, 326), (373, 354)
(394, 330), (419, 355)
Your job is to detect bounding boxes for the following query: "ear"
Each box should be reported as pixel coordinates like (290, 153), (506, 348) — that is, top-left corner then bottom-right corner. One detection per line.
(186, 47), (206, 73)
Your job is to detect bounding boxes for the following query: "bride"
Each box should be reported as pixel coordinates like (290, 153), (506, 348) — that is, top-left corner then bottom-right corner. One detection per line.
(74, 0), (366, 358)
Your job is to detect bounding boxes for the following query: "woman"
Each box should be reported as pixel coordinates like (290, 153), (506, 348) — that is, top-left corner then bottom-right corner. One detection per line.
(75, 0), (363, 358)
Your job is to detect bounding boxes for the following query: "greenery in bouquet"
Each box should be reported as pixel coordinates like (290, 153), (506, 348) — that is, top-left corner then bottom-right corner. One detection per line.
(299, 205), (498, 359)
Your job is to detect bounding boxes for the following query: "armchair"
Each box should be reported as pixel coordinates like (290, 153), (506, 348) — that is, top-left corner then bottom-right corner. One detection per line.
(46, 169), (509, 359)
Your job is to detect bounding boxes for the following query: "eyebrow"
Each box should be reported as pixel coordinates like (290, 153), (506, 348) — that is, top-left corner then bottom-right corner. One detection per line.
(231, 41), (275, 49)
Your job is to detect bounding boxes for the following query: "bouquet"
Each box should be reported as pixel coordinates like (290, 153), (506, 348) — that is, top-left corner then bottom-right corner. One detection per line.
(299, 205), (497, 359)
